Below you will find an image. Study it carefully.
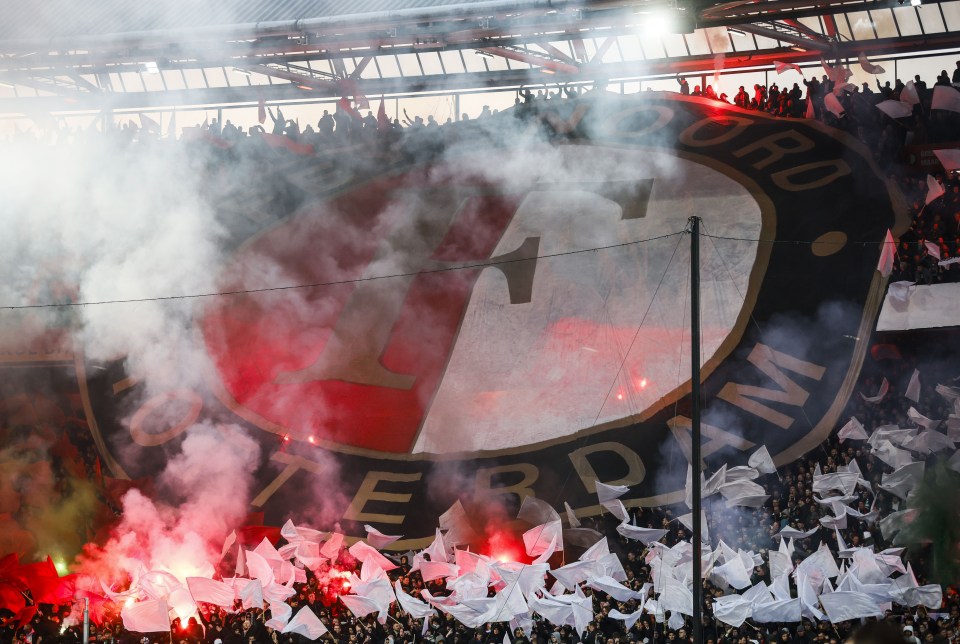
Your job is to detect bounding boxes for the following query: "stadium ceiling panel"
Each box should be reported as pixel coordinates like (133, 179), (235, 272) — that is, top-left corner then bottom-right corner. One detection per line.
(1, 0), (959, 112)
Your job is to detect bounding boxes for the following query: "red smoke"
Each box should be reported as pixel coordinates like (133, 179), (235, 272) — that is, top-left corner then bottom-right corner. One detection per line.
(477, 527), (529, 565)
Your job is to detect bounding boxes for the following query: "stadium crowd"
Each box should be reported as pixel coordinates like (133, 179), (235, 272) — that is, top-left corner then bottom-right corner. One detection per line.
(23, 60), (955, 285)
(2, 62), (960, 644)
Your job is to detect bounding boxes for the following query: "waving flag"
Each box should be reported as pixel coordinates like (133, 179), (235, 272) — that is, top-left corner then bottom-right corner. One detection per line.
(186, 577), (235, 608)
(838, 417), (869, 442)
(377, 99), (390, 131)
(748, 445), (776, 474)
(364, 525), (401, 549)
(901, 80), (921, 106)
(932, 85), (960, 113)
(926, 174), (945, 205)
(933, 149), (960, 172)
(774, 60), (803, 75)
(819, 591), (884, 622)
(858, 52), (885, 74)
(121, 600), (170, 633)
(282, 606), (328, 640)
(876, 100), (914, 119)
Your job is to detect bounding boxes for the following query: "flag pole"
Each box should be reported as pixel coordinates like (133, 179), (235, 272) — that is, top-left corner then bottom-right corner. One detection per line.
(690, 216), (703, 644)
(83, 597), (90, 644)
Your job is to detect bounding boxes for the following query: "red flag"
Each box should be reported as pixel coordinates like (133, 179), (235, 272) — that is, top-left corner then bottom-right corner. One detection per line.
(0, 554), (20, 579)
(337, 97), (362, 120)
(0, 581), (26, 614)
(870, 344), (902, 362)
(74, 589), (110, 626)
(258, 96), (267, 124)
(774, 60), (803, 75)
(20, 557), (75, 605)
(260, 133), (315, 156)
(237, 525), (281, 547)
(15, 605), (36, 628)
(377, 100), (389, 131)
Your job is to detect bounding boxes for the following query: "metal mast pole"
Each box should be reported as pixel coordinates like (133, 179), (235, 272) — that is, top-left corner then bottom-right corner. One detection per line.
(83, 597), (90, 644)
(690, 216), (703, 644)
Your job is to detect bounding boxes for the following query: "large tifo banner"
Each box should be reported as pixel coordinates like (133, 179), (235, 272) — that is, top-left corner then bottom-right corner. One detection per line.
(2, 94), (899, 549)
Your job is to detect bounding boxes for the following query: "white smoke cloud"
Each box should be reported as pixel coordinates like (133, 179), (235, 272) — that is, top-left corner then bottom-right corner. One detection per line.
(0, 137), (226, 395)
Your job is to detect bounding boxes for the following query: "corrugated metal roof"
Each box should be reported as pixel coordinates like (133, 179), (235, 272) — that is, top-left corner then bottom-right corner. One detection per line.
(0, 0), (488, 41)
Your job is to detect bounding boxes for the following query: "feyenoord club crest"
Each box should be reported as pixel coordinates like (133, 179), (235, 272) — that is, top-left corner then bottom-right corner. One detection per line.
(52, 94), (902, 545)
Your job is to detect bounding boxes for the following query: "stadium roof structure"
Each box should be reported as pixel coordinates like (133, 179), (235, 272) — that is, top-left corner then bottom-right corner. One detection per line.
(1, 0), (959, 113)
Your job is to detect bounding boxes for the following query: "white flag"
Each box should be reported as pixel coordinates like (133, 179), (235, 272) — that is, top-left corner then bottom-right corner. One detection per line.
(601, 498), (629, 521)
(348, 541), (398, 571)
(877, 230), (896, 277)
(747, 445), (777, 474)
(876, 100), (914, 119)
(931, 85), (960, 113)
(819, 591), (884, 622)
(713, 556), (753, 590)
(926, 174), (946, 205)
(265, 601), (292, 631)
(186, 577), (236, 608)
(121, 600), (171, 633)
(394, 581), (436, 619)
(824, 92), (845, 117)
(339, 594), (381, 621)
(821, 58), (850, 84)
(752, 598), (801, 623)
(422, 528), (448, 564)
(901, 80), (921, 106)
(934, 149), (960, 172)
(239, 579), (263, 610)
(712, 594), (752, 627)
(585, 575), (642, 601)
(608, 608), (645, 629)
(861, 377), (889, 403)
(838, 417), (868, 442)
(879, 462), (925, 500)
(419, 561), (460, 582)
(522, 520), (563, 558)
(616, 523), (668, 544)
(858, 52), (885, 74)
(906, 369), (921, 403)
(594, 481), (630, 503)
(282, 607), (329, 640)
(364, 525), (401, 550)
(903, 585), (945, 609)
(320, 532), (343, 560)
